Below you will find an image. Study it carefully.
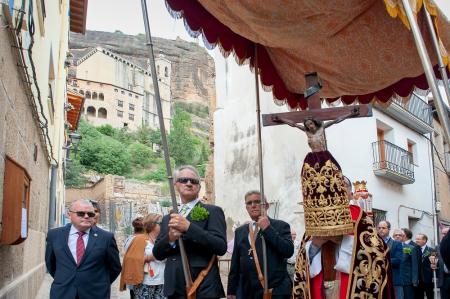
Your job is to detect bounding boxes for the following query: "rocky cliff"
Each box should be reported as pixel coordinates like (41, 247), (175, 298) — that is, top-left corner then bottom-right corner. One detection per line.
(70, 30), (215, 110)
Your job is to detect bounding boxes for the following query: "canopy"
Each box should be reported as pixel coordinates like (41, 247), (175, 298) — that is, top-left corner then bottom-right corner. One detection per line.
(165, 0), (450, 110)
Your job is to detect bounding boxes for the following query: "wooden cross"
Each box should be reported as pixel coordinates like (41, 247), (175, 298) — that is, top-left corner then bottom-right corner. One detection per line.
(262, 72), (372, 126)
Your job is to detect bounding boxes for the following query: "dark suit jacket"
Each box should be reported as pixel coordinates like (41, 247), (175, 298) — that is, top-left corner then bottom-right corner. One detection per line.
(418, 245), (435, 284)
(153, 202), (227, 298)
(386, 238), (403, 286)
(441, 233), (450, 271)
(400, 243), (419, 286)
(227, 218), (294, 298)
(45, 224), (121, 299)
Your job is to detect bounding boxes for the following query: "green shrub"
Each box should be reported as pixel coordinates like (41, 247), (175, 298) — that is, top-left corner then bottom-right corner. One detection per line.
(128, 142), (154, 168)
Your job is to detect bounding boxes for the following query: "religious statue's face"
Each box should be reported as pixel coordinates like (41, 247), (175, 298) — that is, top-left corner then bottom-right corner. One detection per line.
(305, 119), (317, 131)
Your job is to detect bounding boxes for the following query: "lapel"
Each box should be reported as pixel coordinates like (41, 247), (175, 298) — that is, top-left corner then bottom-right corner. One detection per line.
(185, 201), (199, 221)
(79, 226), (99, 266)
(63, 224), (76, 265)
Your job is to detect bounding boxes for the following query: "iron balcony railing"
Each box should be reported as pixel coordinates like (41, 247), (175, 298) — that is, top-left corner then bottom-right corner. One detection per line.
(392, 93), (433, 126)
(372, 140), (414, 180)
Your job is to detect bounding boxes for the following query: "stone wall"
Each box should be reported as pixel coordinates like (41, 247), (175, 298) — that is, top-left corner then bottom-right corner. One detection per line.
(0, 13), (50, 299)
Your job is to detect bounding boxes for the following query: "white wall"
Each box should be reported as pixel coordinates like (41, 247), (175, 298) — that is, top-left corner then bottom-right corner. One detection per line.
(213, 50), (436, 244)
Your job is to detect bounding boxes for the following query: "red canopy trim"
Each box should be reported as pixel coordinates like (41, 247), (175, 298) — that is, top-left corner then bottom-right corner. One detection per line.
(67, 90), (84, 131)
(165, 0), (445, 110)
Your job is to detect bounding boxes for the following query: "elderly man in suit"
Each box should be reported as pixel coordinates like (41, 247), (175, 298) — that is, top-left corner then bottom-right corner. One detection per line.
(393, 229), (419, 299)
(377, 221), (403, 298)
(227, 190), (294, 299)
(153, 165), (227, 299)
(45, 199), (121, 299)
(415, 233), (435, 299)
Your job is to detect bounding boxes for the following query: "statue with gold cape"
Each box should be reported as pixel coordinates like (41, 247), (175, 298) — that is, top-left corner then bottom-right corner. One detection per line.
(273, 115), (395, 299)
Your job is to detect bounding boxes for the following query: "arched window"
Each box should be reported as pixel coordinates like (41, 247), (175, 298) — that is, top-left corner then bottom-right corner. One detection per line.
(85, 91), (91, 99)
(86, 106), (96, 117)
(79, 89), (84, 95)
(99, 93), (104, 101)
(164, 66), (168, 77)
(73, 88), (78, 92)
(98, 108), (107, 119)
(92, 92), (98, 99)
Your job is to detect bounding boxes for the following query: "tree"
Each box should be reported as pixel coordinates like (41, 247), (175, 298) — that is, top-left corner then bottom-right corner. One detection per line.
(128, 142), (154, 168)
(169, 107), (196, 166)
(65, 160), (88, 187)
(97, 124), (115, 137)
(79, 136), (130, 175)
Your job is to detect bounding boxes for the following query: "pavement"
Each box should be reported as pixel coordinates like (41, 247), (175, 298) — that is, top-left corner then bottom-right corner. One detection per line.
(35, 273), (130, 299)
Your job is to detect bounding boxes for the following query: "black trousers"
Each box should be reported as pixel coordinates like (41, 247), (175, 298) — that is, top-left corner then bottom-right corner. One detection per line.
(404, 285), (415, 299)
(441, 275), (450, 299)
(415, 282), (434, 299)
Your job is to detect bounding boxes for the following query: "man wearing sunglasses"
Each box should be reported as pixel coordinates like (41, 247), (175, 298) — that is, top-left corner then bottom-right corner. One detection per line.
(45, 199), (121, 299)
(227, 190), (294, 299)
(153, 165), (227, 299)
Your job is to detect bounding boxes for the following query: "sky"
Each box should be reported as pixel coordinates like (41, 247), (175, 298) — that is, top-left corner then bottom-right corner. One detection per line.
(87, 0), (450, 42)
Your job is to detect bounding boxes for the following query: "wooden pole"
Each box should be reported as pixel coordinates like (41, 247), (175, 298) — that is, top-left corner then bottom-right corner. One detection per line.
(253, 44), (269, 294)
(140, 0), (193, 289)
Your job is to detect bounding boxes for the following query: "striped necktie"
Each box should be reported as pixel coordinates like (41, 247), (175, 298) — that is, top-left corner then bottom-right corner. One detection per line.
(179, 204), (189, 217)
(76, 231), (86, 265)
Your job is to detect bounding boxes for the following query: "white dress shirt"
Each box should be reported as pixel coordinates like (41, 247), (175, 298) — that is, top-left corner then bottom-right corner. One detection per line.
(68, 225), (90, 263)
(179, 198), (200, 217)
(306, 235), (354, 278)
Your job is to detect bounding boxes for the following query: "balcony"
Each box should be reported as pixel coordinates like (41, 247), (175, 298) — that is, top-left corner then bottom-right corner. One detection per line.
(376, 93), (433, 134)
(372, 140), (415, 184)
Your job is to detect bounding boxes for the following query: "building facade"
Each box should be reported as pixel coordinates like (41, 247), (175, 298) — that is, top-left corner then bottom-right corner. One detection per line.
(430, 100), (450, 230)
(0, 0), (85, 298)
(213, 51), (438, 244)
(69, 47), (172, 131)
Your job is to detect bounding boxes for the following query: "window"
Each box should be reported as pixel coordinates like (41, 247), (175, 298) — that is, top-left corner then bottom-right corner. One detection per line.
(135, 95), (138, 99)
(117, 110), (123, 118)
(85, 91), (91, 99)
(164, 66), (168, 77)
(407, 139), (417, 165)
(117, 100), (123, 107)
(92, 92), (98, 100)
(99, 93), (104, 101)
(157, 65), (160, 75)
(129, 93), (132, 97)
(98, 108), (107, 119)
(372, 209), (386, 227)
(121, 90), (125, 95)
(114, 88), (118, 92)
(129, 104), (135, 111)
(86, 106), (96, 117)
(79, 90), (84, 95)
(129, 114), (134, 121)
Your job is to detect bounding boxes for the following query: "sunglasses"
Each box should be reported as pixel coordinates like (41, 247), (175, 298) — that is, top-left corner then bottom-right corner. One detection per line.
(70, 210), (96, 218)
(246, 200), (262, 206)
(176, 177), (200, 185)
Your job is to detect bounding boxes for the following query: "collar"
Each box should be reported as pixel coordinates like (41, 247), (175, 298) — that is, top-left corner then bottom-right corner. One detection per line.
(70, 224), (91, 236)
(182, 198), (200, 209)
(421, 245), (426, 251)
(383, 236), (391, 244)
(405, 239), (411, 244)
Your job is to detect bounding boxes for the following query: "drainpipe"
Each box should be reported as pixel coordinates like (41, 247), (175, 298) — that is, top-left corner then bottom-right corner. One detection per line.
(48, 165), (57, 229)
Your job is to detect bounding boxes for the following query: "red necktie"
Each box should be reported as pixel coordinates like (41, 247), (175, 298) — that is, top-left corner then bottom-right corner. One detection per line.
(76, 231), (86, 266)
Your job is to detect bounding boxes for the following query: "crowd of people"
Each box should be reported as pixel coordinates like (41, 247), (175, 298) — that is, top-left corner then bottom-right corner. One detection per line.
(44, 164), (450, 299)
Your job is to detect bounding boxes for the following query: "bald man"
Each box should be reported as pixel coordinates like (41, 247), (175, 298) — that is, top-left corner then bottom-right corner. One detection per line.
(45, 199), (121, 299)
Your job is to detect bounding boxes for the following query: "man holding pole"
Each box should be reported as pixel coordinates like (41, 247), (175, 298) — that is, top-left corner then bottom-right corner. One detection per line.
(153, 165), (227, 299)
(227, 190), (294, 299)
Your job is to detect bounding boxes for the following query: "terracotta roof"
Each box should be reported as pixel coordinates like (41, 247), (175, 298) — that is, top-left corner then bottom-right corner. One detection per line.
(70, 0), (88, 34)
(67, 90), (84, 131)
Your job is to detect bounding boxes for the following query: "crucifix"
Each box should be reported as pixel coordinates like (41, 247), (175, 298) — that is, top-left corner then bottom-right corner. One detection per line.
(262, 72), (372, 297)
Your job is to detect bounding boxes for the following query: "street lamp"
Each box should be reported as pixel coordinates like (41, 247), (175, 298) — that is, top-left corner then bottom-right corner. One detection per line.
(64, 132), (82, 162)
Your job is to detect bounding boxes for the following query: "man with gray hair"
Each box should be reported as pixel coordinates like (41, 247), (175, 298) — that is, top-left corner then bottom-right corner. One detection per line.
(45, 199), (121, 299)
(153, 165), (227, 299)
(227, 190), (294, 299)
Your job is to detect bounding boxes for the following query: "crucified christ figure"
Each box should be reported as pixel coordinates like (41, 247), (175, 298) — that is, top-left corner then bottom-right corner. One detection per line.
(272, 106), (360, 153)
